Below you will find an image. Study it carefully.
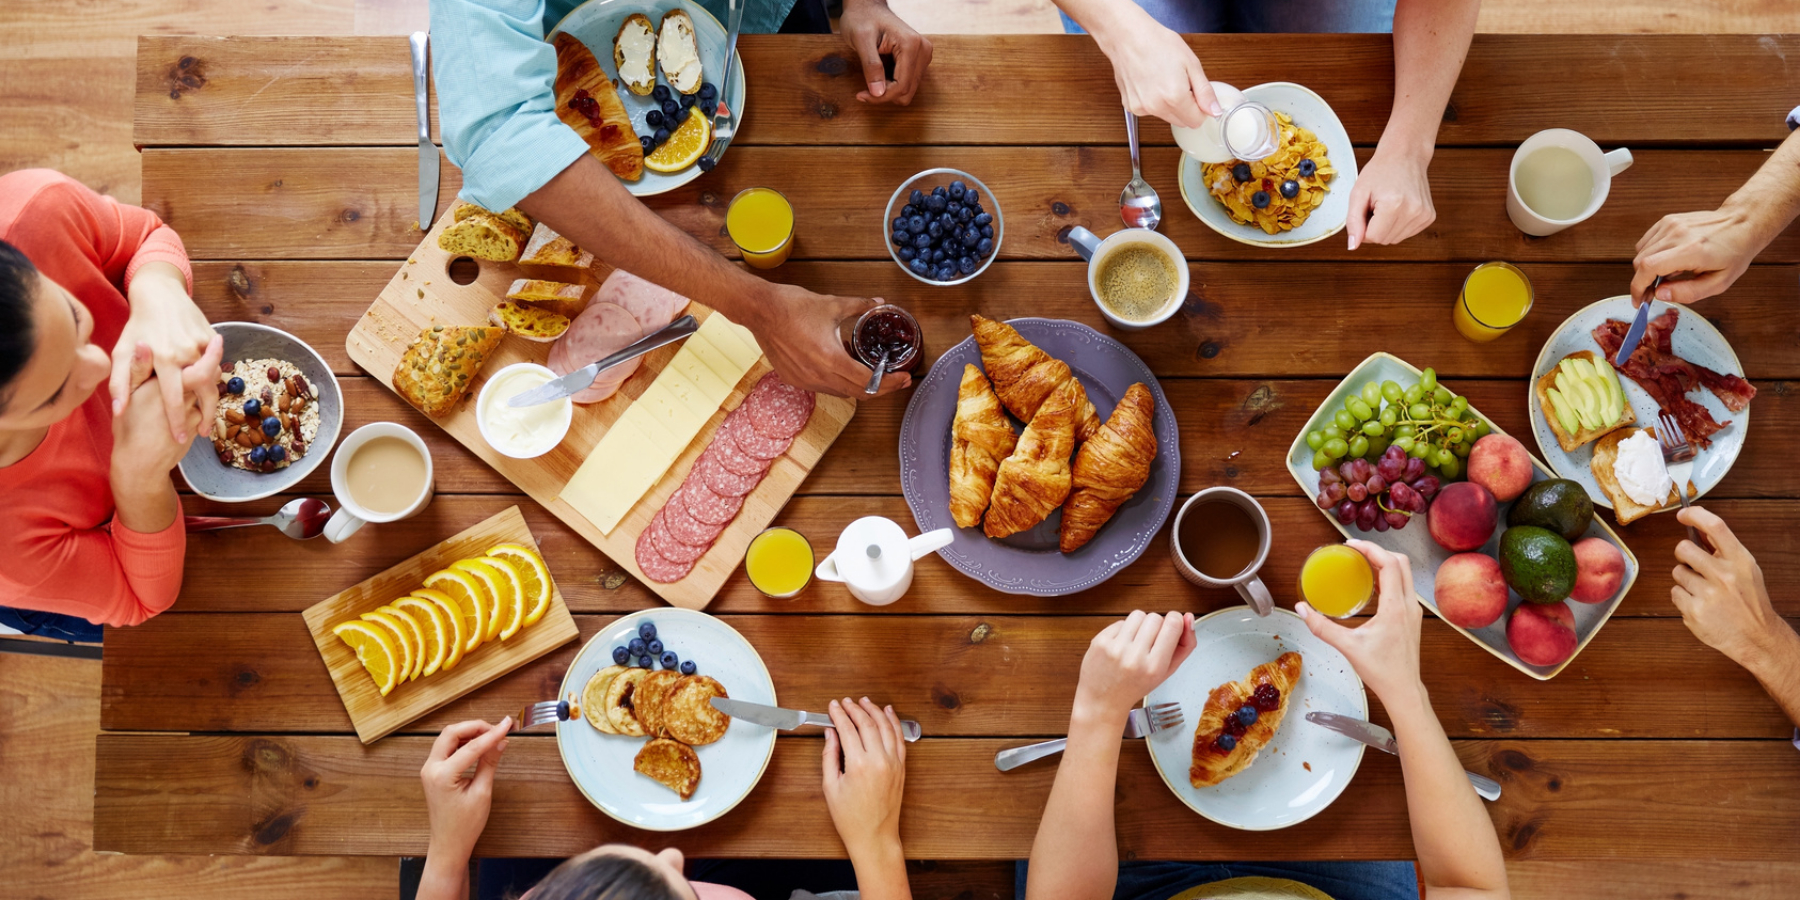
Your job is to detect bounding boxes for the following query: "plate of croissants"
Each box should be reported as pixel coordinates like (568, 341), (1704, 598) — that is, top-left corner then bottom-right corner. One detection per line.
(898, 315), (1180, 596)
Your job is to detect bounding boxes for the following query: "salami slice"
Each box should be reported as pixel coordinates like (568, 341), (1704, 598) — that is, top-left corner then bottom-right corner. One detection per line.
(677, 480), (745, 527)
(698, 449), (765, 498)
(636, 524), (694, 584)
(727, 411), (792, 460)
(660, 492), (725, 547)
(745, 373), (816, 439)
(649, 509), (710, 565)
(707, 422), (771, 476)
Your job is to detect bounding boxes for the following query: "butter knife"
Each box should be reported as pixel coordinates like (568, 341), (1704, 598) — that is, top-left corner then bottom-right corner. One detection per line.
(1612, 274), (1661, 364)
(507, 315), (697, 407)
(409, 31), (439, 227)
(712, 697), (922, 742)
(1305, 711), (1502, 801)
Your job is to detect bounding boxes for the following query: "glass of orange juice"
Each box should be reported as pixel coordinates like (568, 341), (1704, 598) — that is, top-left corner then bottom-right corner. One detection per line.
(744, 526), (813, 598)
(725, 187), (795, 269)
(1453, 261), (1533, 342)
(1297, 543), (1375, 618)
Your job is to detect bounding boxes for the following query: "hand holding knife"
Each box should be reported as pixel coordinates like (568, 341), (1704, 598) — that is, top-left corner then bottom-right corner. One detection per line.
(712, 697), (922, 742)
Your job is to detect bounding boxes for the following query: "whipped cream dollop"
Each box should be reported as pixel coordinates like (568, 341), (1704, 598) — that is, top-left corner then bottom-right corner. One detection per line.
(1613, 430), (1673, 507)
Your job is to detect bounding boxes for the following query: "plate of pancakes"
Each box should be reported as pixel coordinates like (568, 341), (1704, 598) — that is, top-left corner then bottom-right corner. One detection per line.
(555, 608), (777, 830)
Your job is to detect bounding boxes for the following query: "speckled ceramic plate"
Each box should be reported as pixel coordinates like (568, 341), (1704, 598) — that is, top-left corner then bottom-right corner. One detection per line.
(1144, 607), (1366, 831)
(898, 318), (1180, 596)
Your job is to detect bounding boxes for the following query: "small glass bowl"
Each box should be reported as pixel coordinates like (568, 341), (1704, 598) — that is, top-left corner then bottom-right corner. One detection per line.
(883, 167), (1003, 287)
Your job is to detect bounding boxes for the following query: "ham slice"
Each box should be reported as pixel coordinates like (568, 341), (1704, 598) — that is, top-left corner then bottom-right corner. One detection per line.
(598, 269), (690, 331)
(1592, 308), (1756, 448)
(547, 300), (644, 403)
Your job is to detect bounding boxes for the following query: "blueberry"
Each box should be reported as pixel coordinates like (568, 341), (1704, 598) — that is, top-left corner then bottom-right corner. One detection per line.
(977, 237), (994, 256)
(909, 188), (925, 206)
(680, 93), (697, 109)
(679, 659), (697, 675)
(652, 84), (671, 102)
(930, 248), (947, 264)
(661, 99), (680, 118)
(956, 206), (974, 222)
(925, 194), (947, 213)
(645, 109), (664, 129)
(912, 233), (932, 251)
(907, 214), (926, 233)
(699, 99), (717, 116)
(899, 203), (917, 219)
(964, 189), (980, 206)
(261, 416), (281, 437)
(1251, 190), (1271, 209)
(891, 230), (909, 247)
(653, 127), (671, 144)
(267, 444), (286, 462)
(660, 651), (678, 669)
(967, 228), (984, 247)
(612, 645), (630, 665)
(1298, 158), (1317, 177)
(1280, 179), (1299, 199)
(897, 246), (915, 262)
(697, 155), (716, 172)
(699, 82), (718, 100)
(948, 179), (967, 199)
(629, 637), (647, 655)
(637, 655), (654, 668)
(243, 398), (261, 419)
(640, 135), (655, 154)
(638, 621), (657, 641)
(932, 185), (948, 197)
(248, 445), (267, 464)
(973, 212), (992, 227)
(1231, 162), (1253, 183)
(1235, 705), (1258, 727)
(980, 224), (994, 238)
(225, 376), (245, 394)
(938, 264), (958, 281)
(958, 256), (978, 274)
(1216, 733), (1238, 752)
(908, 258), (930, 275)
(647, 639), (663, 655)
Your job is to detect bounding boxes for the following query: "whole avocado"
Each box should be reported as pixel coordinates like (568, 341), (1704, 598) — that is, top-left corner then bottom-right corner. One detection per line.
(1506, 479), (1594, 541)
(1499, 526), (1577, 604)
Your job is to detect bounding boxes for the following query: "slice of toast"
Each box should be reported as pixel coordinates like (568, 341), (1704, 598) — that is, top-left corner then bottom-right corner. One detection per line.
(581, 665), (626, 734)
(614, 13), (657, 96)
(634, 737), (701, 800)
(519, 223), (596, 268)
(452, 202), (534, 239)
(392, 324), (504, 417)
(437, 212), (526, 262)
(505, 279), (589, 318)
(1591, 427), (1686, 525)
(1536, 350), (1636, 452)
(488, 301), (570, 342)
(657, 10), (703, 95)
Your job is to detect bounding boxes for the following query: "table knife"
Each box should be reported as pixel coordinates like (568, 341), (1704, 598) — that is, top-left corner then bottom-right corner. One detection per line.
(409, 31), (439, 227)
(712, 697), (922, 742)
(507, 315), (697, 407)
(1305, 711), (1502, 801)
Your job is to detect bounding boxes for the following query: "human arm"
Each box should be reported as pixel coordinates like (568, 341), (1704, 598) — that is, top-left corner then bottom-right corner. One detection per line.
(839, 0), (933, 106)
(418, 718), (512, 900)
(1630, 129), (1800, 306)
(822, 697), (911, 900)
(1345, 0), (1479, 250)
(1671, 507), (1800, 726)
(1052, 0), (1220, 128)
(114, 260), (219, 442)
(1024, 611), (1195, 900)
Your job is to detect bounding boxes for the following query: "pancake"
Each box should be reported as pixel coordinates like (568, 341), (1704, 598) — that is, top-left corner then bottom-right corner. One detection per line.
(633, 669), (684, 739)
(581, 665), (627, 734)
(662, 674), (730, 746)
(634, 737), (701, 800)
(603, 667), (650, 737)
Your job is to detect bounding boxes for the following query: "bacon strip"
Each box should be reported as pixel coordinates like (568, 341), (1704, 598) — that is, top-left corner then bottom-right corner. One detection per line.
(1591, 308), (1755, 448)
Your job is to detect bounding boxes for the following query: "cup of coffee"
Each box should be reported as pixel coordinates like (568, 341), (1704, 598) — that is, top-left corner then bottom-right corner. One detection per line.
(1170, 487), (1274, 616)
(1066, 226), (1188, 330)
(1506, 128), (1633, 236)
(324, 422), (435, 544)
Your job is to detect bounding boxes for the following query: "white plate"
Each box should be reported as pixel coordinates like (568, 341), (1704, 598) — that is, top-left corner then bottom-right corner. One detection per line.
(1144, 608), (1366, 831)
(549, 0), (748, 197)
(1284, 352), (1640, 681)
(554, 608), (776, 831)
(1528, 296), (1748, 511)
(1176, 82), (1359, 248)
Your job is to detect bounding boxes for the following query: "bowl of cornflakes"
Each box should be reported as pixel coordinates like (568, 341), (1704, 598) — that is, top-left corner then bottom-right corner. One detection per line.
(1176, 82), (1358, 248)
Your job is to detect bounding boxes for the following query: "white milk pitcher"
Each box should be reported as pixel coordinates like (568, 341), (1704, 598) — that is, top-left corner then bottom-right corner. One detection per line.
(815, 516), (954, 606)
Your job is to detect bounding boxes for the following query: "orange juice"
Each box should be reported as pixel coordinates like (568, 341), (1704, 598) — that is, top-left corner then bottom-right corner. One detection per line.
(1298, 544), (1375, 618)
(1453, 262), (1533, 342)
(725, 187), (794, 269)
(745, 527), (813, 598)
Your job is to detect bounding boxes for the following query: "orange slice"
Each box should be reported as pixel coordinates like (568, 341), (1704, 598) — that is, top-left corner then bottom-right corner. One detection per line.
(487, 542), (553, 627)
(644, 107), (711, 174)
(332, 620), (400, 696)
(379, 604), (431, 681)
(411, 587), (467, 672)
(452, 558), (510, 642)
(360, 608), (417, 682)
(394, 595), (450, 678)
(424, 567), (488, 654)
(476, 555), (526, 640)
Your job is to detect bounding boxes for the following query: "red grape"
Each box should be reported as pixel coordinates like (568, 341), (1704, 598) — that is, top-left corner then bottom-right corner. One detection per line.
(1320, 467), (1342, 485)
(1376, 455), (1404, 483)
(1335, 500), (1357, 525)
(1366, 474), (1387, 495)
(1410, 475), (1441, 501)
(1384, 510), (1410, 529)
(1372, 512), (1390, 532)
(1354, 501), (1379, 531)
(1347, 483), (1367, 502)
(1389, 481), (1421, 512)
(1401, 457), (1426, 482)
(1346, 459), (1374, 484)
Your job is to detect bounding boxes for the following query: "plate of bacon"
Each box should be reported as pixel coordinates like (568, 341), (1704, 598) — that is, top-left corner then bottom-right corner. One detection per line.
(1529, 297), (1755, 510)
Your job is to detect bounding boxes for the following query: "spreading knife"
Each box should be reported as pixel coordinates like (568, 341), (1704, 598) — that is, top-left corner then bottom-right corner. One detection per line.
(1305, 711), (1502, 801)
(507, 315), (697, 407)
(712, 697), (922, 742)
(1612, 274), (1660, 364)
(409, 31), (439, 227)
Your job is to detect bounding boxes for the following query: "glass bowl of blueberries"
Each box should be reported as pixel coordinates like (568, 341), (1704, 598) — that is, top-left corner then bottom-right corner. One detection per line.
(885, 167), (1002, 286)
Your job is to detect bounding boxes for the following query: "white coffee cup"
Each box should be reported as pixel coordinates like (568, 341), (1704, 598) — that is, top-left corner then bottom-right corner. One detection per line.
(1066, 226), (1189, 330)
(1169, 487), (1275, 617)
(324, 422), (435, 543)
(1506, 128), (1633, 236)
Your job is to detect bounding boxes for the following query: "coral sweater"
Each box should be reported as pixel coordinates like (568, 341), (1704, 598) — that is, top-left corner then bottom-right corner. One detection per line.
(0, 170), (193, 626)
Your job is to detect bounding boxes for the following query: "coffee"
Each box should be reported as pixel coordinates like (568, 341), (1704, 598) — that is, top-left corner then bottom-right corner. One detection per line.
(1095, 244), (1180, 323)
(345, 435), (428, 515)
(1178, 499), (1261, 578)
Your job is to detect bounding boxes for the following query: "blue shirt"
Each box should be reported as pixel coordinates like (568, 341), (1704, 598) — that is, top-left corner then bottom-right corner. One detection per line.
(429, 0), (797, 211)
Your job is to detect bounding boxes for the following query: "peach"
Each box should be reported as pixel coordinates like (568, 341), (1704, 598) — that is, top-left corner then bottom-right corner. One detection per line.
(1468, 434), (1534, 502)
(1570, 537), (1626, 604)
(1435, 553), (1509, 629)
(1507, 601), (1578, 667)
(1427, 481), (1498, 553)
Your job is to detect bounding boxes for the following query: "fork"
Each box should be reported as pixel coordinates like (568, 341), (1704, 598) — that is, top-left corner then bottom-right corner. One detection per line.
(511, 699), (572, 733)
(699, 0), (743, 171)
(994, 702), (1183, 772)
(1654, 411), (1703, 548)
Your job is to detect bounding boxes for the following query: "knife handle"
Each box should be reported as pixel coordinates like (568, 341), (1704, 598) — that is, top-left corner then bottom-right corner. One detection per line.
(995, 738), (1067, 772)
(409, 32), (430, 143)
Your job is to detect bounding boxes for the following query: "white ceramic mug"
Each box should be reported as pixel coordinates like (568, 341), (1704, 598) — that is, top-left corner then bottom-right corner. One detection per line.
(324, 422), (435, 544)
(1506, 128), (1633, 236)
(1066, 226), (1189, 330)
(1169, 487), (1275, 616)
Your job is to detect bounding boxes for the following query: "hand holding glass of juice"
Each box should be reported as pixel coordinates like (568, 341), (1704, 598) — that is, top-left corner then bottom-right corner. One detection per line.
(1297, 543), (1375, 618)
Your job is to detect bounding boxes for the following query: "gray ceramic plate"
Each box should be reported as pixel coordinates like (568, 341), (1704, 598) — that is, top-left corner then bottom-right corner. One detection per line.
(177, 322), (343, 503)
(899, 318), (1181, 596)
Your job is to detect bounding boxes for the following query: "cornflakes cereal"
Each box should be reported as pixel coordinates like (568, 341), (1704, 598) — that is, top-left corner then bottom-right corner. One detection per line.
(1202, 111), (1335, 235)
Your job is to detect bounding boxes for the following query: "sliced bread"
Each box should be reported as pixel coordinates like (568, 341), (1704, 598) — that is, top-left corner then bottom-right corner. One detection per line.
(488, 300), (571, 342)
(504, 278), (588, 318)
(1591, 426), (1686, 525)
(1535, 350), (1635, 452)
(520, 223), (595, 268)
(437, 212), (526, 262)
(657, 10), (703, 95)
(613, 13), (657, 96)
(452, 201), (534, 238)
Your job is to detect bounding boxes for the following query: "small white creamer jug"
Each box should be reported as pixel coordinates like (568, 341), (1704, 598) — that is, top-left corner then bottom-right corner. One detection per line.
(814, 516), (953, 606)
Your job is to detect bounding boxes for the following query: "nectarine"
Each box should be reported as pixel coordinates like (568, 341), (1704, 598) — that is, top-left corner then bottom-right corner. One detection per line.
(1469, 434), (1534, 502)
(1570, 537), (1625, 604)
(1435, 553), (1509, 628)
(1507, 601), (1578, 667)
(1428, 482), (1498, 553)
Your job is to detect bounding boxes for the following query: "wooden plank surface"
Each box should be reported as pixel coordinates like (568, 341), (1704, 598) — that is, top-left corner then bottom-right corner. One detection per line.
(134, 35), (1800, 148)
(93, 733), (1800, 859)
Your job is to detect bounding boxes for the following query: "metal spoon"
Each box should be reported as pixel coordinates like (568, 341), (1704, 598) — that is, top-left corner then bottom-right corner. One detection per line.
(864, 348), (890, 396)
(185, 497), (332, 540)
(1120, 107), (1162, 230)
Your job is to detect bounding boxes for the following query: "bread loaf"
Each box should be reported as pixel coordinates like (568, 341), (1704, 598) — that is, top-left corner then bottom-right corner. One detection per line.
(520, 223), (595, 268)
(505, 278), (589, 318)
(391, 324), (504, 417)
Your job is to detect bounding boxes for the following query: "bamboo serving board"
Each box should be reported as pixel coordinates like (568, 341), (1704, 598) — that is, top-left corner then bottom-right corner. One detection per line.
(346, 207), (856, 609)
(302, 505), (580, 743)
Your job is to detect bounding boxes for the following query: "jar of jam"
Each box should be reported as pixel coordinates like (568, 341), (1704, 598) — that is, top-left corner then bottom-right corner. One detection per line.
(840, 304), (924, 375)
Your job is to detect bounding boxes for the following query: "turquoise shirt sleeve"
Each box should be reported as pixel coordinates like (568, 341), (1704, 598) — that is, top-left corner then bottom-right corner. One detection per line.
(429, 0), (590, 211)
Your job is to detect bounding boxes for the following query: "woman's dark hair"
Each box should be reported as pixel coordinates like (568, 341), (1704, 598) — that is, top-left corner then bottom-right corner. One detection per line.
(512, 851), (684, 900)
(0, 239), (40, 409)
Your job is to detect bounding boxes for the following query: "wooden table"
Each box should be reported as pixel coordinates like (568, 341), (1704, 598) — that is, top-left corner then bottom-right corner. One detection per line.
(100, 33), (1800, 875)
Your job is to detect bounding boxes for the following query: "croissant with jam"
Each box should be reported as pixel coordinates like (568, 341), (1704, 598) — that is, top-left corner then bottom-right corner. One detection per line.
(552, 33), (644, 181)
(1190, 652), (1301, 788)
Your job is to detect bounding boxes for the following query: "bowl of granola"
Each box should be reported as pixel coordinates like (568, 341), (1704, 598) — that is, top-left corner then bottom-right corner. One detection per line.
(178, 323), (343, 502)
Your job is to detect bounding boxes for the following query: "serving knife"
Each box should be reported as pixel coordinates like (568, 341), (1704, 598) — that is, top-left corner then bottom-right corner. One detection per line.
(1305, 711), (1502, 801)
(409, 31), (439, 227)
(712, 697), (922, 742)
(507, 315), (697, 407)
(1612, 274), (1659, 364)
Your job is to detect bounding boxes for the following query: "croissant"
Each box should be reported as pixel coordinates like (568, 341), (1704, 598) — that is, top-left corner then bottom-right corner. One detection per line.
(552, 33), (645, 181)
(1059, 383), (1157, 552)
(984, 380), (1077, 539)
(1190, 652), (1302, 788)
(949, 364), (1019, 529)
(971, 314), (1101, 442)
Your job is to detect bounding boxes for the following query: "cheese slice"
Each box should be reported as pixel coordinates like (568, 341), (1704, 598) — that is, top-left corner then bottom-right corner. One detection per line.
(559, 415), (659, 534)
(636, 382), (705, 440)
(669, 343), (733, 399)
(682, 333), (745, 389)
(659, 366), (722, 423)
(696, 314), (761, 372)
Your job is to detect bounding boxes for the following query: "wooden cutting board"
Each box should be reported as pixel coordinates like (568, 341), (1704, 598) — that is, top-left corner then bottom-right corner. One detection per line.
(301, 505), (579, 743)
(346, 208), (856, 608)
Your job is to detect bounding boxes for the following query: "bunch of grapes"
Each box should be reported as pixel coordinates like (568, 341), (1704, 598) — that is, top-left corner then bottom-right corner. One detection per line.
(1315, 445), (1441, 532)
(1304, 367), (1490, 481)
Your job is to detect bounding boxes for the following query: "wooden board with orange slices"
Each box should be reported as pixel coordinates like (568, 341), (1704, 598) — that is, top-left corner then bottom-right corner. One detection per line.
(302, 506), (580, 743)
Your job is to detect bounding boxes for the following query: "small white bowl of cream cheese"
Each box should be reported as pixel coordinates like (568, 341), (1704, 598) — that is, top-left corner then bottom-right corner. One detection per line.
(476, 363), (573, 459)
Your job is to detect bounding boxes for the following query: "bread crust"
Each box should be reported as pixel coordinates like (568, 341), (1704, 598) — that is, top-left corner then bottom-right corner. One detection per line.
(392, 324), (503, 418)
(1537, 350), (1636, 452)
(1590, 426), (1685, 525)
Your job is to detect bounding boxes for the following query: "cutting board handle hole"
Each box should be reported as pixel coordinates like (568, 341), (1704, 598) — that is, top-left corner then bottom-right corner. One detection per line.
(446, 256), (480, 286)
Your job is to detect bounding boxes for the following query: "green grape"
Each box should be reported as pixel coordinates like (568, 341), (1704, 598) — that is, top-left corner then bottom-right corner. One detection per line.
(1381, 380), (1403, 403)
(1348, 435), (1370, 458)
(1393, 423), (1416, 440)
(1359, 420), (1383, 437)
(1452, 441), (1472, 458)
(1306, 430), (1325, 450)
(1408, 402), (1432, 421)
(1360, 382), (1382, 405)
(1379, 407), (1398, 428)
(1449, 396), (1469, 415)
(1347, 398), (1374, 421)
(1367, 435), (1391, 457)
(1403, 384), (1424, 406)
(1420, 367), (1438, 392)
(1446, 426), (1465, 444)
(1394, 437), (1415, 453)
(1334, 409), (1358, 431)
(1474, 420), (1492, 439)
(1432, 385), (1453, 406)
(1409, 440), (1431, 459)
(1422, 446), (1442, 467)
(1312, 449), (1334, 470)
(1438, 456), (1461, 479)
(1323, 437), (1349, 459)
(1320, 425), (1346, 442)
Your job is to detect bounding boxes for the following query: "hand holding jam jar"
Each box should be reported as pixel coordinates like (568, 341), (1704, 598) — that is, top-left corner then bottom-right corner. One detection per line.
(839, 304), (925, 376)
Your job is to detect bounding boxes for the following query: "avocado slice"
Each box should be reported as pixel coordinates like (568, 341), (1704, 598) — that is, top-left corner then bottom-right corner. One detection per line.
(1555, 370), (1598, 430)
(1594, 356), (1626, 426)
(1546, 386), (1582, 436)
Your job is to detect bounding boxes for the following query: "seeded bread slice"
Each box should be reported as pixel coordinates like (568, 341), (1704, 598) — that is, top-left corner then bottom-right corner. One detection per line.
(452, 202), (534, 239)
(391, 324), (504, 417)
(519, 223), (595, 268)
(505, 278), (589, 318)
(437, 212), (526, 262)
(488, 301), (571, 342)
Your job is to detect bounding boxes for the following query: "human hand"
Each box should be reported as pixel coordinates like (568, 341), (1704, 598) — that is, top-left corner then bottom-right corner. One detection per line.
(115, 261), (220, 441)
(822, 697), (907, 859)
(748, 284), (908, 398)
(1671, 507), (1789, 666)
(1072, 610), (1196, 720)
(420, 718), (511, 862)
(840, 0), (933, 106)
(1092, 7), (1219, 129)
(111, 342), (205, 481)
(1346, 146), (1436, 251)
(1298, 541), (1425, 706)
(1629, 208), (1767, 307)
